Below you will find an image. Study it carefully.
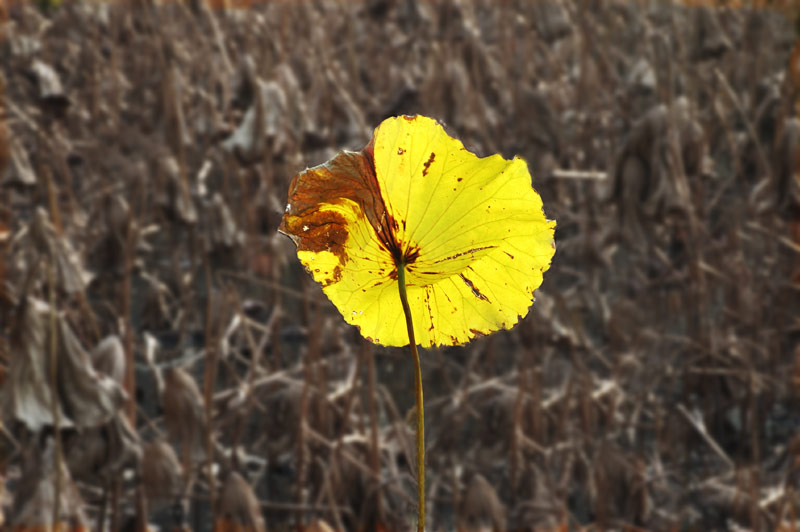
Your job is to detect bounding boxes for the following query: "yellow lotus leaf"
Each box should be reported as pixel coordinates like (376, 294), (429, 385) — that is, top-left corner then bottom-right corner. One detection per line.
(279, 115), (555, 347)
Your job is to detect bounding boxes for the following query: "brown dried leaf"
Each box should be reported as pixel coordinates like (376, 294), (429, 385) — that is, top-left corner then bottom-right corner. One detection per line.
(590, 443), (649, 525)
(2, 139), (37, 187)
(138, 273), (174, 331)
(9, 439), (87, 530)
(89, 334), (125, 386)
(693, 7), (731, 60)
(532, 1), (571, 43)
(65, 414), (141, 482)
(162, 65), (191, 155)
(223, 79), (288, 163)
(303, 519), (336, 532)
(141, 440), (183, 511)
(627, 58), (656, 93)
(87, 195), (131, 273)
(162, 366), (206, 460)
(215, 472), (265, 532)
(457, 473), (506, 532)
(3, 298), (126, 431)
(28, 208), (93, 294)
(608, 98), (707, 244)
(29, 59), (69, 107)
(157, 155), (197, 225)
(205, 193), (243, 252)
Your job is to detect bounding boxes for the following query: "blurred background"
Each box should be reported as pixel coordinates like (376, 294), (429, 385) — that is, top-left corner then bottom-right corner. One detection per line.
(1, 1), (799, 531)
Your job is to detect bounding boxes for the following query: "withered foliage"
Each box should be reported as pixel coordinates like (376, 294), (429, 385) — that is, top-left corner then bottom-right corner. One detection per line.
(163, 366), (207, 461)
(457, 473), (506, 532)
(215, 471), (266, 532)
(4, 298), (125, 432)
(0, 1), (798, 531)
(8, 440), (88, 531)
(140, 439), (184, 512)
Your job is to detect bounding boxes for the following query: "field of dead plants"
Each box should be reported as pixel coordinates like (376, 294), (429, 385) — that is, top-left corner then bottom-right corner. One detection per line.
(1, 1), (799, 531)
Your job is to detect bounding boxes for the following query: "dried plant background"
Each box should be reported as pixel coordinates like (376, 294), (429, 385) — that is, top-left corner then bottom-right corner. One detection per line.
(0, 1), (799, 532)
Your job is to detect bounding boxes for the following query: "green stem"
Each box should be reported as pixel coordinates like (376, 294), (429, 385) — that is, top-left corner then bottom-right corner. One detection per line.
(397, 263), (425, 532)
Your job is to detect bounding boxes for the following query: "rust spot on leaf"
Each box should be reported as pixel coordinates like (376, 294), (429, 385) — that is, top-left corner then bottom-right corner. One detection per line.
(433, 245), (496, 264)
(425, 288), (435, 331)
(459, 273), (490, 303)
(321, 265), (343, 287)
(504, 251), (514, 260)
(422, 152), (435, 176)
(403, 245), (420, 265)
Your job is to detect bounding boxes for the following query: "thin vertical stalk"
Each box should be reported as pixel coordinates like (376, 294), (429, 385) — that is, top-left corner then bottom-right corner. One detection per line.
(96, 484), (107, 532)
(202, 253), (218, 522)
(110, 478), (121, 532)
(296, 302), (320, 532)
(47, 261), (62, 526)
(122, 201), (135, 422)
(366, 341), (383, 527)
(397, 263), (425, 532)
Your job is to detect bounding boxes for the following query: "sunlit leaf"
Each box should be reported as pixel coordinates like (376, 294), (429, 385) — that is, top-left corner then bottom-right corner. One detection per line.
(280, 115), (555, 347)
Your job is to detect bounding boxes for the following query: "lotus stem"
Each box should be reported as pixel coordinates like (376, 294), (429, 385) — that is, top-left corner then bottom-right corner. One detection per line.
(397, 262), (425, 532)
